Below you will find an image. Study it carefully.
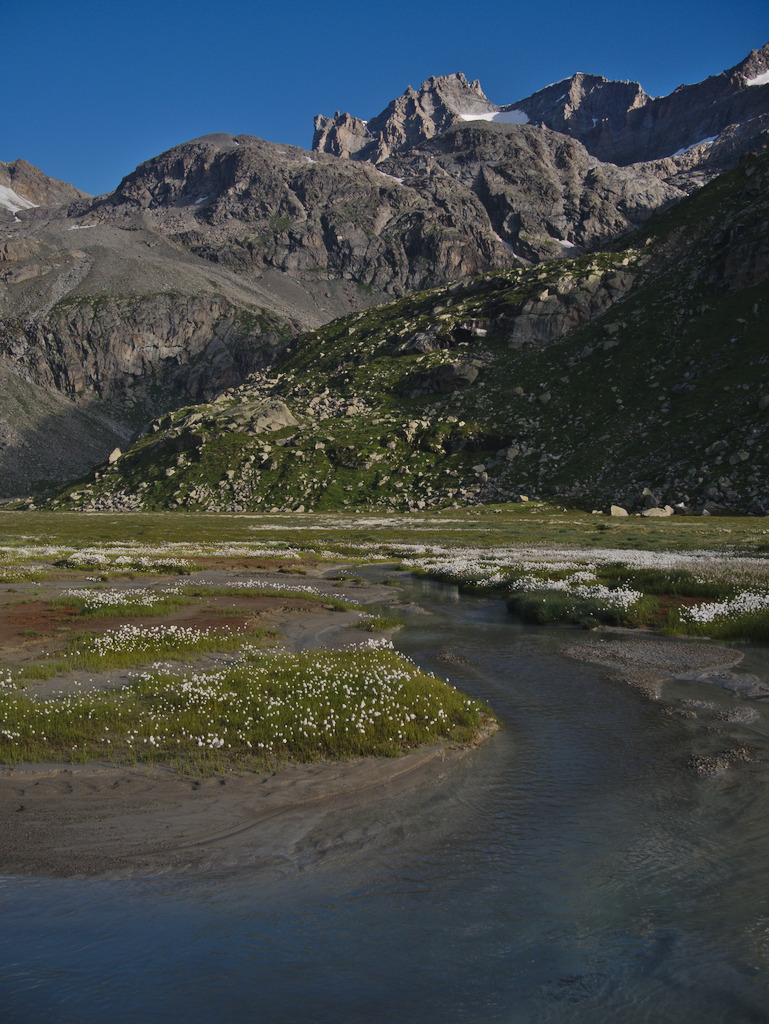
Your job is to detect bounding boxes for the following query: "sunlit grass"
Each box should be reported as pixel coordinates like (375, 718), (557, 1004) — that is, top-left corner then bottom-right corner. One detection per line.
(49, 589), (192, 618)
(352, 615), (403, 632)
(0, 648), (494, 770)
(668, 611), (769, 643)
(12, 623), (272, 681)
(2, 505), (769, 555)
(177, 584), (358, 611)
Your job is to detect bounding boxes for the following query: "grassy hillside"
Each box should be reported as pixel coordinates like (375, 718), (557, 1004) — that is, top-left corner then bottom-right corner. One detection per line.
(45, 153), (769, 515)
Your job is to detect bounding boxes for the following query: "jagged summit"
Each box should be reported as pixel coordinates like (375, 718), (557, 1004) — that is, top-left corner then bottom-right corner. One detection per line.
(313, 71), (516, 161)
(313, 43), (769, 167)
(733, 40), (769, 84)
(313, 71), (522, 162)
(510, 73), (649, 138)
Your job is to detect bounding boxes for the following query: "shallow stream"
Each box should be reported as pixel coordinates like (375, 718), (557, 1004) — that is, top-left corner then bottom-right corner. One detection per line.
(3, 573), (769, 1023)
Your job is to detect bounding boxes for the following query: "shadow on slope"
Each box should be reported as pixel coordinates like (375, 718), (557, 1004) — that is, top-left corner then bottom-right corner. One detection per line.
(0, 360), (131, 497)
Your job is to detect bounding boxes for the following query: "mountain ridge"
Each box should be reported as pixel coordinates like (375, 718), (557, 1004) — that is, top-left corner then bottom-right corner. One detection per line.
(314, 43), (769, 168)
(0, 159), (89, 224)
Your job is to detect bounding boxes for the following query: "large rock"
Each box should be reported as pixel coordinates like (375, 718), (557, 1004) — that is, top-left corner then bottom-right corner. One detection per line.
(401, 361), (479, 396)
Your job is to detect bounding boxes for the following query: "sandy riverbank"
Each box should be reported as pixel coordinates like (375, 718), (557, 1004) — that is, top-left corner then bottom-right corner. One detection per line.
(0, 741), (481, 878)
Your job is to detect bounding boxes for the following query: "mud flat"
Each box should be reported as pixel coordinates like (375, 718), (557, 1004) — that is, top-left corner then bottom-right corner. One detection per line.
(559, 631), (769, 699)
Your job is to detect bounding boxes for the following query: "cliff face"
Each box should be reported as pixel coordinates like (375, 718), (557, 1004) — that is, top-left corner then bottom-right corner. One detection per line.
(393, 123), (681, 261)
(0, 357), (130, 496)
(99, 133), (514, 289)
(2, 293), (291, 410)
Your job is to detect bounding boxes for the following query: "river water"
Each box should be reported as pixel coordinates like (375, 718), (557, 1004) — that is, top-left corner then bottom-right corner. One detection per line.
(2, 575), (769, 1023)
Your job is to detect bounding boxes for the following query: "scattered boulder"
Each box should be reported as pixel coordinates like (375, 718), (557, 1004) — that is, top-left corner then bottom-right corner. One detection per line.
(400, 361), (479, 396)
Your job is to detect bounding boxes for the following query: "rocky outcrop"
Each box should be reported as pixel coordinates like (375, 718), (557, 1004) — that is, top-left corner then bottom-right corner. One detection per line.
(163, 396), (297, 436)
(0, 160), (89, 223)
(87, 133), (513, 290)
(400, 360), (479, 397)
(504, 265), (637, 347)
(312, 113), (372, 159)
(401, 124), (682, 259)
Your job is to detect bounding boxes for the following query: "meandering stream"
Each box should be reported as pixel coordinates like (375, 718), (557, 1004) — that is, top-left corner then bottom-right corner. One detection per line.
(2, 573), (769, 1023)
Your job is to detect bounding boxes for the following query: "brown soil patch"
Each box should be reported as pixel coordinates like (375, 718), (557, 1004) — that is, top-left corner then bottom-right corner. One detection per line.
(193, 557), (318, 573)
(0, 600), (77, 663)
(0, 588), (350, 673)
(642, 594), (704, 629)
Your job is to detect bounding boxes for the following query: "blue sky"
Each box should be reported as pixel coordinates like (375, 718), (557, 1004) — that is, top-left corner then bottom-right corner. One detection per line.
(3, 0), (768, 195)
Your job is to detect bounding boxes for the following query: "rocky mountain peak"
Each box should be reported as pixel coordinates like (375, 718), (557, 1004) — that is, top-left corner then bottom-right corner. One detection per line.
(312, 112), (371, 158)
(511, 73), (649, 138)
(103, 133), (247, 210)
(314, 71), (499, 162)
(734, 41), (769, 84)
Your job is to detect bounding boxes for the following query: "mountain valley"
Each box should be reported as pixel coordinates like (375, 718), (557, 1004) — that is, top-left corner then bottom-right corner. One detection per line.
(1, 43), (768, 511)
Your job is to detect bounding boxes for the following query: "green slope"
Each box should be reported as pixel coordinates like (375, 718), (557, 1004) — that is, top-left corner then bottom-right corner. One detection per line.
(48, 152), (769, 515)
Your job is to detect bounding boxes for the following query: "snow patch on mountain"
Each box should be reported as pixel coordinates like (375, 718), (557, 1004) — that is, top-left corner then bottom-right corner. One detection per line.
(0, 185), (38, 215)
(458, 109), (529, 125)
(746, 69), (769, 87)
(376, 169), (404, 184)
(671, 136), (717, 157)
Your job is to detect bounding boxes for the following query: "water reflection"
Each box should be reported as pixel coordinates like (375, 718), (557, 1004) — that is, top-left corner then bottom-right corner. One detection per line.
(2, 573), (769, 1022)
